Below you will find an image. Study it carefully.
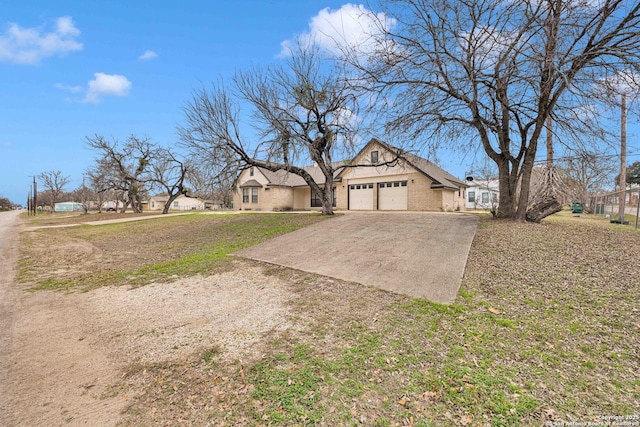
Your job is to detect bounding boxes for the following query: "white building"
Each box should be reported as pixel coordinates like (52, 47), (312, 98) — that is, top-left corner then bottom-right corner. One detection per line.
(465, 179), (499, 210)
(147, 194), (206, 211)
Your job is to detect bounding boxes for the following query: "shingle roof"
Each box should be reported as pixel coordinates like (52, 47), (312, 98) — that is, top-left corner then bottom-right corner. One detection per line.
(239, 179), (264, 188)
(256, 163), (343, 187)
(367, 138), (466, 190)
(251, 139), (465, 191)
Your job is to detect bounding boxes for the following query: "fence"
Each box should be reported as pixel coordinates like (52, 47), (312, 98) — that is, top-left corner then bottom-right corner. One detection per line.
(588, 188), (640, 230)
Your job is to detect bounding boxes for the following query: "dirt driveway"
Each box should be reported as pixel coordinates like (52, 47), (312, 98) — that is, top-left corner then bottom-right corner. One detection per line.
(0, 212), (306, 426)
(235, 212), (479, 304)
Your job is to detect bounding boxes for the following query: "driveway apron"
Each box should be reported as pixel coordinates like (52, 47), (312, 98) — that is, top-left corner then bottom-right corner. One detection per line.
(234, 212), (478, 304)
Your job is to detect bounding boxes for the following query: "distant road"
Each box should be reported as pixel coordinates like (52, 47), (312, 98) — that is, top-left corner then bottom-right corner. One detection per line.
(0, 210), (22, 426)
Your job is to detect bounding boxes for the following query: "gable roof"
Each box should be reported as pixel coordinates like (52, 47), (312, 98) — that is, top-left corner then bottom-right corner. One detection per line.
(239, 179), (263, 188)
(241, 138), (465, 191)
(338, 138), (467, 191)
(251, 163), (344, 188)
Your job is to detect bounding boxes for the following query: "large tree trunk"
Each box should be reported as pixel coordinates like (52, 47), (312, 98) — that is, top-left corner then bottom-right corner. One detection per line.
(163, 192), (183, 214)
(526, 197), (562, 223)
(495, 157), (517, 219)
(321, 175), (334, 215)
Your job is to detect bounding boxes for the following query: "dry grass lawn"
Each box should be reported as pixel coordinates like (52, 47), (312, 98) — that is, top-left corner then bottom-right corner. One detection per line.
(17, 210), (640, 426)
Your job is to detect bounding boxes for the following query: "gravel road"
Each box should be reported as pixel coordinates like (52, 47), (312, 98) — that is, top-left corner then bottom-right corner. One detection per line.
(0, 210), (22, 426)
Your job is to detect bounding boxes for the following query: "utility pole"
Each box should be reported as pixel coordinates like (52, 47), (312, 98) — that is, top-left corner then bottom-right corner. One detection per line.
(31, 175), (38, 216)
(619, 93), (627, 223)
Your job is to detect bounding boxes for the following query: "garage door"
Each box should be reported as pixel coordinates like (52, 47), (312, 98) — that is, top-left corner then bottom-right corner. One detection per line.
(378, 181), (408, 210)
(349, 183), (374, 210)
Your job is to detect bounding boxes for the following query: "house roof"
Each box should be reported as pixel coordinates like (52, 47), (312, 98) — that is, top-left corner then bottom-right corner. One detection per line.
(338, 138), (467, 191)
(240, 179), (264, 188)
(253, 163), (343, 188)
(245, 138), (465, 191)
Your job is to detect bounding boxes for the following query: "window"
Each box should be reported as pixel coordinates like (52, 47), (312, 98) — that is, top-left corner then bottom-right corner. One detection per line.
(311, 188), (337, 207)
(371, 150), (379, 164)
(173, 201), (179, 209)
(393, 182), (400, 187)
(401, 181), (407, 187)
(243, 188), (249, 203)
(249, 167), (254, 176)
(251, 188), (258, 203)
(481, 192), (489, 204)
(311, 189), (322, 207)
(468, 191), (476, 203)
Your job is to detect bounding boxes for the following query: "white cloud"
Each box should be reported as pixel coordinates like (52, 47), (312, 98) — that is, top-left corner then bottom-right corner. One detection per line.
(54, 82), (82, 93)
(138, 49), (157, 60)
(604, 70), (640, 96)
(278, 3), (395, 58)
(0, 16), (82, 64)
(84, 72), (132, 103)
(459, 26), (519, 71)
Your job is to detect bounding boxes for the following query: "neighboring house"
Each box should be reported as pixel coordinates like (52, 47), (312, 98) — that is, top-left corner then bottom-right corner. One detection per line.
(465, 179), (499, 210)
(147, 194), (206, 211)
(54, 201), (84, 212)
(233, 138), (468, 212)
(102, 201), (125, 211)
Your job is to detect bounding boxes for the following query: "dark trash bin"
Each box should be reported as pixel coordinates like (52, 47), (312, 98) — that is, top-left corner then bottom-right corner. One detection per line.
(571, 202), (583, 214)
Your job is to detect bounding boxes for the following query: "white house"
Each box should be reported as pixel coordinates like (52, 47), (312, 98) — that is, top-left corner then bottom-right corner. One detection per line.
(465, 179), (499, 210)
(147, 195), (206, 211)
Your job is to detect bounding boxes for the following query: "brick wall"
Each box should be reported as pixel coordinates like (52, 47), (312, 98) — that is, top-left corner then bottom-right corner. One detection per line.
(407, 172), (442, 210)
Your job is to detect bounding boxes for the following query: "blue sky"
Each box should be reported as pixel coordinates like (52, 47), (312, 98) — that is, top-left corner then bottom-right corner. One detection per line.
(1, 0), (384, 203)
(1, 1), (638, 204)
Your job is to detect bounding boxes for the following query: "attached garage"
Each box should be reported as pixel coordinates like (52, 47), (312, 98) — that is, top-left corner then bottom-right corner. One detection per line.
(378, 181), (408, 210)
(349, 183), (374, 210)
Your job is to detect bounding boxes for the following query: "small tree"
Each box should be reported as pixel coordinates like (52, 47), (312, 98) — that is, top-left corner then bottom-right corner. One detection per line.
(147, 147), (193, 214)
(561, 150), (616, 205)
(86, 135), (155, 213)
(38, 170), (70, 212)
(179, 45), (359, 215)
(626, 161), (640, 185)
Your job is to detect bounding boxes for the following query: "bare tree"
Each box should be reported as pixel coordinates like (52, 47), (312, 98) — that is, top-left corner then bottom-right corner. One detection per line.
(345, 0), (640, 221)
(85, 168), (109, 212)
(187, 166), (234, 208)
(38, 170), (70, 212)
(179, 45), (360, 215)
(557, 150), (616, 206)
(69, 178), (96, 214)
(147, 147), (193, 214)
(85, 135), (155, 213)
(0, 196), (14, 210)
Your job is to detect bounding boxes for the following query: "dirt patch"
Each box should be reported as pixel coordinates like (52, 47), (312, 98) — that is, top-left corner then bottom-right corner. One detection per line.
(4, 258), (300, 427)
(83, 261), (297, 366)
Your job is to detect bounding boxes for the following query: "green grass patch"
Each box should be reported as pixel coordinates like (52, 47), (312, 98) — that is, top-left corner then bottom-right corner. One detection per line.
(20, 213), (330, 290)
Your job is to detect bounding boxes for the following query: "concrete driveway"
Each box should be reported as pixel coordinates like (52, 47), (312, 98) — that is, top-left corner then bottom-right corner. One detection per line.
(234, 212), (478, 304)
